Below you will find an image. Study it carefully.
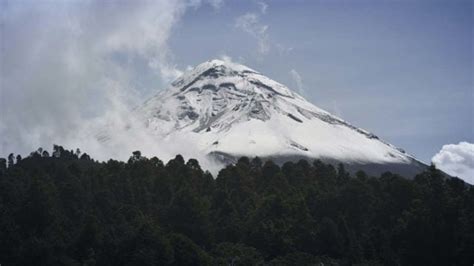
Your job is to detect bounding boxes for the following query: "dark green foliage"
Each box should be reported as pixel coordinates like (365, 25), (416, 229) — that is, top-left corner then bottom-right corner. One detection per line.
(7, 153), (14, 168)
(268, 252), (339, 266)
(0, 158), (6, 171)
(212, 242), (264, 265)
(0, 146), (472, 265)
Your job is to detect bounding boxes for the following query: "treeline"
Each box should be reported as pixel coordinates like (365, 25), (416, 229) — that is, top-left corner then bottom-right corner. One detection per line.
(0, 146), (473, 265)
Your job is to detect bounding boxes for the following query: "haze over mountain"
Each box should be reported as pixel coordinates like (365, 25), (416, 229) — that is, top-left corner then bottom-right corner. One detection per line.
(99, 59), (427, 177)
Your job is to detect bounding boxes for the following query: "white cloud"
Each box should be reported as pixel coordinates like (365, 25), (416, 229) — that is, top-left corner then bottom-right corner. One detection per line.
(0, 0), (223, 167)
(432, 142), (474, 184)
(151, 60), (184, 84)
(235, 12), (270, 56)
(289, 69), (305, 96)
(219, 54), (234, 63)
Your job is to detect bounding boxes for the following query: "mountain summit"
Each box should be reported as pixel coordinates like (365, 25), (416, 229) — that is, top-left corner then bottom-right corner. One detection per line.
(134, 59), (426, 176)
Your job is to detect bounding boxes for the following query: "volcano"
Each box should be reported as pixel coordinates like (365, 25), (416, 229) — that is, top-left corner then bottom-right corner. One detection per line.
(120, 59), (427, 177)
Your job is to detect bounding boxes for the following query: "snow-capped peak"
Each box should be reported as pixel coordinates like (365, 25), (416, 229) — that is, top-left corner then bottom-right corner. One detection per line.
(170, 58), (295, 98)
(107, 59), (426, 176)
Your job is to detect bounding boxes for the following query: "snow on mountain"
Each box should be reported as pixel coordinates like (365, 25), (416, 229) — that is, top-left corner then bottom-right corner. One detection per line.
(127, 59), (425, 176)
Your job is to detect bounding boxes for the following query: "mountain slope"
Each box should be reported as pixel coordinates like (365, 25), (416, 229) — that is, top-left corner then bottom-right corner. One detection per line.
(133, 59), (426, 177)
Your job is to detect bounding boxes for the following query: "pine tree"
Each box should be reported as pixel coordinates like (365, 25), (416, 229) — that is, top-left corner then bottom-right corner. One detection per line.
(7, 153), (14, 168)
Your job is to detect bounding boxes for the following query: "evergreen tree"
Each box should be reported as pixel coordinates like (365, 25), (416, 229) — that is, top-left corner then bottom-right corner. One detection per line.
(0, 158), (6, 171)
(16, 154), (22, 163)
(0, 146), (472, 265)
(7, 153), (14, 168)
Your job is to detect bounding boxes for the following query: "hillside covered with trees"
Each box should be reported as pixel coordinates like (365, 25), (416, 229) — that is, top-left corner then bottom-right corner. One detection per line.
(1, 146), (473, 265)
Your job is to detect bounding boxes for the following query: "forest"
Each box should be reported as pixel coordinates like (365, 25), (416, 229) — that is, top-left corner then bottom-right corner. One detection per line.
(0, 145), (473, 265)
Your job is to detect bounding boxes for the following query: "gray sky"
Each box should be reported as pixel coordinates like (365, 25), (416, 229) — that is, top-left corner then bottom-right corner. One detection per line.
(0, 0), (472, 179)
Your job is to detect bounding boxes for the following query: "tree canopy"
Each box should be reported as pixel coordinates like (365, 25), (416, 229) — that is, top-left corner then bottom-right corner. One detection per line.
(0, 146), (472, 265)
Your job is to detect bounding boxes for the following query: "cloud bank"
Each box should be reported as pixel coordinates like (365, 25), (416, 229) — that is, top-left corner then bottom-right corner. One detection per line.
(432, 142), (474, 184)
(0, 0), (223, 168)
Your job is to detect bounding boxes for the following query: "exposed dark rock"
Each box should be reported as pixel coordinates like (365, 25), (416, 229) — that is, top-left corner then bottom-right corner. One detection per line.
(290, 141), (309, 151)
(219, 82), (237, 91)
(287, 113), (303, 123)
(202, 84), (217, 92)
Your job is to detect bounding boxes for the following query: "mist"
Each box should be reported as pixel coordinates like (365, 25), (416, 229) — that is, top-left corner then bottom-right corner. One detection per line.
(0, 0), (225, 172)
